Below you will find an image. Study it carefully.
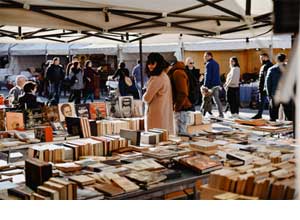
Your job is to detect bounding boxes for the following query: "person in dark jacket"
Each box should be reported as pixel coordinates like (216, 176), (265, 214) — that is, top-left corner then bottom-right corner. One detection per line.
(252, 53), (273, 119)
(203, 52), (223, 118)
(18, 81), (42, 110)
(168, 55), (192, 134)
(83, 60), (96, 103)
(185, 57), (201, 110)
(46, 57), (65, 105)
(265, 53), (294, 121)
(113, 62), (139, 99)
(69, 61), (84, 104)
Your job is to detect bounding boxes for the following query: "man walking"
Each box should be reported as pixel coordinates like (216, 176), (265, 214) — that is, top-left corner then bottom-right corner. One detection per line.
(265, 53), (294, 121)
(252, 53), (273, 119)
(203, 52), (223, 118)
(46, 57), (65, 105)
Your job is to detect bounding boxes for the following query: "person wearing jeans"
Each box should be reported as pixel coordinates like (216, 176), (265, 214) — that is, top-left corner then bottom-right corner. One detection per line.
(203, 52), (223, 118)
(252, 53), (273, 119)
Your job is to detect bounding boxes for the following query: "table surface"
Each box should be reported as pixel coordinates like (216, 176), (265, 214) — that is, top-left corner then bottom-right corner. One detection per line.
(106, 168), (209, 200)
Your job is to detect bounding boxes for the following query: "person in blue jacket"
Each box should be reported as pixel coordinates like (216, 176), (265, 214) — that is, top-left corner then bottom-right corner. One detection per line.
(203, 52), (224, 118)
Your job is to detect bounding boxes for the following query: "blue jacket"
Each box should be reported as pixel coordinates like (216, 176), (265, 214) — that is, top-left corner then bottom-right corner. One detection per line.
(204, 58), (221, 88)
(265, 64), (282, 97)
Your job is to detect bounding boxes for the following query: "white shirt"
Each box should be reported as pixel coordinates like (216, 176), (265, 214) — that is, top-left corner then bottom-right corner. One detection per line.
(225, 67), (240, 88)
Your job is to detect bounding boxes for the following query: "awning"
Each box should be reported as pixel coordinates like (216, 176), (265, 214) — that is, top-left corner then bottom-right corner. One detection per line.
(122, 43), (179, 53)
(0, 0), (273, 43)
(10, 43), (47, 55)
(69, 44), (118, 55)
(46, 43), (70, 55)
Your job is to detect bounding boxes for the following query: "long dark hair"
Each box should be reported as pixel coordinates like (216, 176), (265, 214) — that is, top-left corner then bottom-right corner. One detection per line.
(85, 60), (92, 69)
(71, 61), (81, 74)
(145, 53), (169, 77)
(230, 56), (240, 67)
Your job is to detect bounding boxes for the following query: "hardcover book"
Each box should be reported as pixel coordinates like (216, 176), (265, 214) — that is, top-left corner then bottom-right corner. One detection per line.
(42, 106), (60, 123)
(58, 102), (76, 122)
(5, 112), (24, 131)
(75, 103), (90, 118)
(119, 96), (133, 118)
(89, 102), (107, 120)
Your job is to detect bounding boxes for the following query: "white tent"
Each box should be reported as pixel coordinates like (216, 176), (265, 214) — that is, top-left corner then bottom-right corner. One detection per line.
(69, 44), (118, 55)
(0, 43), (13, 56)
(10, 43), (47, 55)
(46, 43), (70, 55)
(0, 0), (273, 43)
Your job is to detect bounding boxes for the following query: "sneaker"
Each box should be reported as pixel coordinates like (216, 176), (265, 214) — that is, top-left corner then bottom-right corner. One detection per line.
(251, 114), (262, 119)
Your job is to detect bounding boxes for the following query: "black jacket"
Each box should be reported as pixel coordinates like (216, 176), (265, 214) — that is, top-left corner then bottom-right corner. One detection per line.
(258, 60), (273, 93)
(18, 93), (41, 109)
(46, 64), (65, 83)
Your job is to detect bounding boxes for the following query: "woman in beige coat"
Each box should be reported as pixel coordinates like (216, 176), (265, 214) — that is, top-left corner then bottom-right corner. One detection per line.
(143, 53), (174, 135)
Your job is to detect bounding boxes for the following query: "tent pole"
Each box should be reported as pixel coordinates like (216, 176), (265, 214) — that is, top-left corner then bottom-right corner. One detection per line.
(139, 38), (144, 97)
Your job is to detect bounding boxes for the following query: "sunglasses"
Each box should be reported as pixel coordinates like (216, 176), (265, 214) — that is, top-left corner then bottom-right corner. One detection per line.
(189, 62), (194, 64)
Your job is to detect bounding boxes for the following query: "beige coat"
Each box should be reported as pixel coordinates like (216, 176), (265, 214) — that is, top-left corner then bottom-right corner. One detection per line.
(143, 72), (174, 135)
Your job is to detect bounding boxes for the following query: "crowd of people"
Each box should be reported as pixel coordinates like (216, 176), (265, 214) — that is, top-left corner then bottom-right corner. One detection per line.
(142, 51), (295, 135)
(4, 51), (294, 135)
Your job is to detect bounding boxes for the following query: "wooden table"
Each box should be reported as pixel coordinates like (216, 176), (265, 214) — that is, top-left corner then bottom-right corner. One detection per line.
(106, 170), (209, 200)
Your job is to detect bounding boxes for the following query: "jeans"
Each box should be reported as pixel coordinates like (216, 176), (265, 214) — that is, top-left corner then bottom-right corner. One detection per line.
(175, 111), (191, 135)
(257, 92), (268, 116)
(211, 86), (223, 117)
(48, 82), (61, 105)
(84, 91), (94, 103)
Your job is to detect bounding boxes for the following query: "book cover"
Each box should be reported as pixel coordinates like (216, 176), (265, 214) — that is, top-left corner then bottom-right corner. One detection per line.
(119, 96), (133, 118)
(75, 103), (90, 118)
(106, 100), (121, 118)
(0, 109), (5, 131)
(24, 108), (43, 129)
(89, 102), (107, 120)
(58, 103), (76, 122)
(5, 112), (24, 131)
(42, 106), (60, 123)
(132, 100), (143, 117)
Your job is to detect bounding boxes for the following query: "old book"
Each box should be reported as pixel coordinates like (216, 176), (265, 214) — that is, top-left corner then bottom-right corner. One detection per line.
(80, 117), (91, 138)
(65, 117), (83, 138)
(7, 185), (34, 200)
(89, 102), (107, 120)
(49, 177), (77, 200)
(24, 108), (43, 129)
(75, 103), (90, 118)
(37, 185), (59, 200)
(43, 181), (67, 200)
(190, 141), (218, 153)
(186, 123), (212, 134)
(0, 109), (5, 131)
(34, 126), (53, 142)
(68, 175), (96, 187)
(58, 102), (76, 122)
(141, 132), (159, 145)
(106, 99), (121, 118)
(77, 188), (104, 200)
(149, 128), (169, 142)
(119, 96), (133, 118)
(25, 159), (52, 191)
(126, 171), (167, 186)
(235, 118), (267, 126)
(120, 129), (141, 146)
(55, 162), (82, 173)
(5, 112), (24, 131)
(42, 106), (59, 123)
(214, 192), (240, 200)
(32, 192), (49, 200)
(132, 100), (143, 117)
(178, 154), (222, 174)
(111, 175), (139, 192)
(94, 183), (124, 196)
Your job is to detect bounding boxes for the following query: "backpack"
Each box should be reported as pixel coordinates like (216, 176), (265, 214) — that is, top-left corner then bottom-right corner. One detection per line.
(168, 67), (199, 105)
